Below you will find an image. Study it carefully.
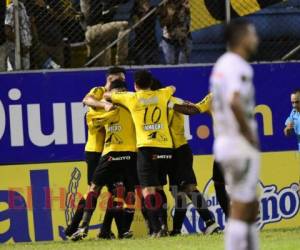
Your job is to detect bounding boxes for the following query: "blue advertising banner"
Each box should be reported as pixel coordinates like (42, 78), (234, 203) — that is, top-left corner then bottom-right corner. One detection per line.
(0, 63), (299, 164)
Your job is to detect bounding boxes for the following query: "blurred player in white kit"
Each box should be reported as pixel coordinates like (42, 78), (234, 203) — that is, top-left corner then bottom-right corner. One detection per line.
(210, 19), (260, 250)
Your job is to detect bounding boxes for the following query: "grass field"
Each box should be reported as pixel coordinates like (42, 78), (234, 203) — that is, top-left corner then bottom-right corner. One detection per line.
(2, 228), (300, 250)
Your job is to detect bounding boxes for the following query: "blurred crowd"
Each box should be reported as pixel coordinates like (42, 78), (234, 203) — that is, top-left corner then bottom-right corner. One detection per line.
(0, 0), (192, 71)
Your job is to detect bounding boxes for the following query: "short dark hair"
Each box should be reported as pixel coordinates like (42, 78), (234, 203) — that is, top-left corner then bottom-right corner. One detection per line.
(110, 79), (127, 90)
(150, 77), (163, 90)
(225, 19), (252, 48)
(134, 70), (153, 89)
(106, 66), (126, 77)
(292, 89), (300, 95)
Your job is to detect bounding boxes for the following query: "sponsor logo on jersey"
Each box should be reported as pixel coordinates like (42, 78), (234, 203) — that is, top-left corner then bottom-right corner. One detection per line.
(144, 123), (162, 131)
(107, 124), (122, 132)
(152, 154), (172, 160)
(108, 156), (131, 161)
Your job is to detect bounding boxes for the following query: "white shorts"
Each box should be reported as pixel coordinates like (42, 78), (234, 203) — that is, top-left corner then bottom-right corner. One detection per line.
(214, 136), (260, 203)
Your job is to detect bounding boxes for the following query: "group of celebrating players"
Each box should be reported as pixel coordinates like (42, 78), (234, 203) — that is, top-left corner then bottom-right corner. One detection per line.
(64, 67), (227, 240)
(63, 18), (261, 250)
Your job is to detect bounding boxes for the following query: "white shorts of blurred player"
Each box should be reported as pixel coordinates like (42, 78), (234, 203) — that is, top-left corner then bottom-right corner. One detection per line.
(214, 136), (260, 203)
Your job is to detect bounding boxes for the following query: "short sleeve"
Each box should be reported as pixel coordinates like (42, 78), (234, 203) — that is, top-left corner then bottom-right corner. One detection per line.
(86, 87), (105, 101)
(169, 96), (182, 105)
(195, 93), (212, 113)
(161, 86), (175, 100)
(111, 92), (134, 108)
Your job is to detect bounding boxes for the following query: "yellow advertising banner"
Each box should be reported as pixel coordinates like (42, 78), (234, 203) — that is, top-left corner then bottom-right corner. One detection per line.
(0, 151), (299, 243)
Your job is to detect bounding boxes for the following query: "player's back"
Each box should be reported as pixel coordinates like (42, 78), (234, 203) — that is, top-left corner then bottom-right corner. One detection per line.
(132, 87), (174, 149)
(103, 106), (136, 155)
(210, 52), (257, 140)
(111, 86), (174, 149)
(210, 52), (258, 160)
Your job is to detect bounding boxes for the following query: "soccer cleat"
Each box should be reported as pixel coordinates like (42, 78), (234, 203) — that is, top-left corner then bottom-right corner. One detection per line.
(150, 229), (169, 238)
(204, 222), (221, 235)
(158, 228), (169, 237)
(64, 225), (78, 238)
(71, 227), (88, 241)
(169, 230), (181, 236)
(97, 231), (116, 240)
(119, 231), (134, 239)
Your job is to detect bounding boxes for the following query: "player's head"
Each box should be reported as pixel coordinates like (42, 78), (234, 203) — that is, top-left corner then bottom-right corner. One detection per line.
(110, 79), (127, 92)
(134, 70), (153, 91)
(106, 67), (126, 90)
(225, 19), (259, 58)
(291, 89), (300, 111)
(150, 77), (163, 90)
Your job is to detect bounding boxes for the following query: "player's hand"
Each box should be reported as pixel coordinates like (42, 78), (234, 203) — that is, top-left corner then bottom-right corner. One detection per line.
(104, 102), (116, 112)
(287, 122), (294, 130)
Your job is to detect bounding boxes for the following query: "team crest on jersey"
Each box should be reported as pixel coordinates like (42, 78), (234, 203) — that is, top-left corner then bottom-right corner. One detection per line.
(173, 179), (300, 234)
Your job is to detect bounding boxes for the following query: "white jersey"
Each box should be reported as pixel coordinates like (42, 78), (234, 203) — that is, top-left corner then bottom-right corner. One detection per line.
(210, 52), (258, 159)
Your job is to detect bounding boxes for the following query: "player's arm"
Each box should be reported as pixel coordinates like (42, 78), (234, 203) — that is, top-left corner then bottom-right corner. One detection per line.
(172, 93), (212, 115)
(103, 91), (112, 101)
(284, 117), (294, 136)
(104, 91), (131, 109)
(90, 109), (119, 128)
(83, 87), (109, 109)
(83, 95), (108, 109)
(173, 102), (200, 115)
(231, 92), (258, 148)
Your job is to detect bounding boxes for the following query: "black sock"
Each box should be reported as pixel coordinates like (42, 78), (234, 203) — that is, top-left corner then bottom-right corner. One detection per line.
(187, 190), (214, 225)
(214, 182), (230, 218)
(157, 189), (168, 230)
(141, 197), (152, 235)
(100, 198), (114, 235)
(112, 207), (124, 237)
(172, 194), (187, 232)
(123, 208), (135, 232)
(122, 191), (135, 232)
(65, 197), (86, 235)
(144, 193), (162, 233)
(81, 191), (98, 228)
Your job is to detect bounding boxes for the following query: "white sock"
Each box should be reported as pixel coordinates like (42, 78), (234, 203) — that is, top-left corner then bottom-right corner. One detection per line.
(225, 219), (248, 250)
(248, 223), (259, 250)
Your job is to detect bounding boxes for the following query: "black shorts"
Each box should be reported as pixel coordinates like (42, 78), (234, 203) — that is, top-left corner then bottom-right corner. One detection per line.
(137, 147), (173, 187)
(85, 151), (102, 185)
(92, 151), (137, 188)
(170, 144), (197, 188)
(212, 160), (225, 184)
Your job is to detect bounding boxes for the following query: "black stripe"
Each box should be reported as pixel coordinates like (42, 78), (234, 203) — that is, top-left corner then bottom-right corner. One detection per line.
(204, 0), (239, 21)
(257, 0), (283, 8)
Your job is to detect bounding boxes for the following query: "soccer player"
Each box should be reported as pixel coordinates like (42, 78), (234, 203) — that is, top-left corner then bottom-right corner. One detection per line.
(151, 79), (220, 236)
(64, 67), (126, 239)
(284, 89), (300, 151)
(104, 70), (175, 237)
(210, 19), (260, 250)
(174, 94), (230, 218)
(72, 79), (138, 240)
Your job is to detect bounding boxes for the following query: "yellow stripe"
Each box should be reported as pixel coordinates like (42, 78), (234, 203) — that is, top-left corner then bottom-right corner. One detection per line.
(231, 0), (260, 16)
(190, 0), (221, 31)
